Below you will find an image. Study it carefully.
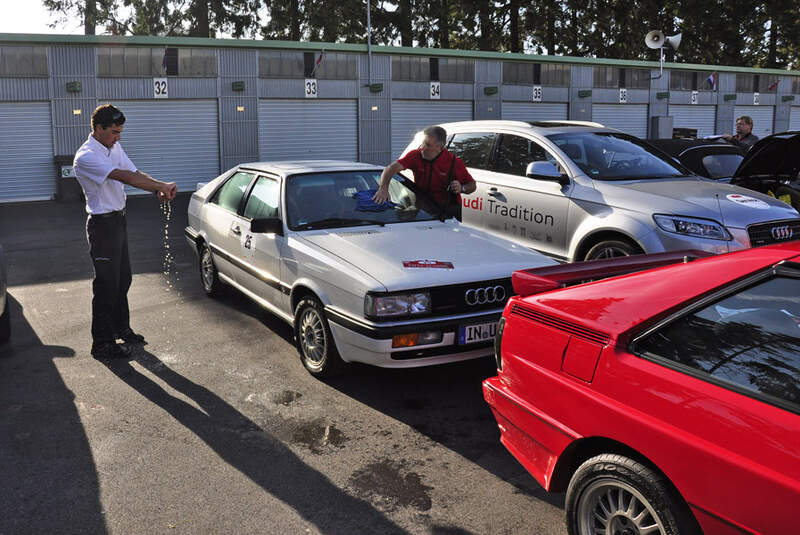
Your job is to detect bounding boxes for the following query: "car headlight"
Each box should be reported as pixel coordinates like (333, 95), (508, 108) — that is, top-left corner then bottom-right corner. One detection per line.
(653, 214), (731, 241)
(365, 292), (431, 318)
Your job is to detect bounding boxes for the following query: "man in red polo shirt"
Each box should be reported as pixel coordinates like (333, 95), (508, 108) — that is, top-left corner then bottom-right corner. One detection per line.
(373, 125), (476, 220)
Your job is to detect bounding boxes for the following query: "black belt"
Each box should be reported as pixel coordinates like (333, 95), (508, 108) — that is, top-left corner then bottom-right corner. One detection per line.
(90, 209), (126, 218)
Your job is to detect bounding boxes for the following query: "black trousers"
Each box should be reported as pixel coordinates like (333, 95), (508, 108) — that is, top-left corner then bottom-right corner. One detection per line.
(86, 212), (131, 344)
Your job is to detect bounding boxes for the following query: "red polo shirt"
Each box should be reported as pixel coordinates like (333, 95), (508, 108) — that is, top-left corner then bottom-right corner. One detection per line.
(397, 148), (475, 207)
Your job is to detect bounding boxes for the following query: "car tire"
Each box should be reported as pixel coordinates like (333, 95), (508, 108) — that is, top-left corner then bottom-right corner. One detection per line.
(566, 454), (698, 535)
(199, 244), (224, 297)
(0, 297), (9, 344)
(294, 296), (344, 378)
(584, 239), (642, 261)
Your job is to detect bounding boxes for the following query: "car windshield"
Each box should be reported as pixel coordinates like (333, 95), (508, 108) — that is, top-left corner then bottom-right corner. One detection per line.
(548, 132), (689, 180)
(703, 153), (744, 179)
(286, 171), (443, 230)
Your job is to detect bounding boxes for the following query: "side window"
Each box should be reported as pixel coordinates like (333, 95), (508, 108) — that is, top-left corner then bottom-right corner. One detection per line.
(635, 275), (800, 409)
(243, 176), (280, 220)
(448, 132), (496, 170)
(496, 134), (558, 177)
(210, 171), (254, 213)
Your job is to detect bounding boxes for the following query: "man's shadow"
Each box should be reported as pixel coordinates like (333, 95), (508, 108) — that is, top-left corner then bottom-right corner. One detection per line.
(0, 295), (107, 535)
(103, 348), (407, 535)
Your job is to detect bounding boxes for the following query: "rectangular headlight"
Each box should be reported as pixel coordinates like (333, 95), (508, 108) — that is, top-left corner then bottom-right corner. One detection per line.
(365, 292), (431, 318)
(653, 214), (731, 241)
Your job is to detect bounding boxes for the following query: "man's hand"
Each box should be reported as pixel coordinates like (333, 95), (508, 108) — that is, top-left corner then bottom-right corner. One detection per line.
(158, 182), (178, 201)
(448, 180), (462, 195)
(372, 186), (390, 204)
(722, 134), (732, 140)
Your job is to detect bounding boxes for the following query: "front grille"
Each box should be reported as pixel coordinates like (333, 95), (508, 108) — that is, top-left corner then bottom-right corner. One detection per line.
(510, 303), (611, 345)
(747, 219), (800, 247)
(429, 277), (513, 317)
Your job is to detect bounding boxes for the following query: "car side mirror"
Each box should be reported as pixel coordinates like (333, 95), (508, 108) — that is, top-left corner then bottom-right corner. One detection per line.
(526, 161), (569, 186)
(250, 217), (284, 235)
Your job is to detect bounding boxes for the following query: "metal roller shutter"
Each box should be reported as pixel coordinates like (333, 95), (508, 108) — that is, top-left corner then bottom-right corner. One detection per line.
(116, 100), (220, 194)
(789, 108), (800, 131)
(391, 100), (473, 159)
(0, 102), (55, 202)
(259, 99), (358, 162)
(670, 105), (716, 138)
(734, 106), (774, 139)
(592, 104), (649, 138)
(502, 102), (568, 122)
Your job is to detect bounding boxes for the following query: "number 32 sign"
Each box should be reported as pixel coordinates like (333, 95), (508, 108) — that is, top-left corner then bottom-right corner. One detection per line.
(153, 77), (168, 99)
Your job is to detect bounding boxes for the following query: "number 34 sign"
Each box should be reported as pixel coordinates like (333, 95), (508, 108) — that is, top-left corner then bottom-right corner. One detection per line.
(153, 77), (168, 99)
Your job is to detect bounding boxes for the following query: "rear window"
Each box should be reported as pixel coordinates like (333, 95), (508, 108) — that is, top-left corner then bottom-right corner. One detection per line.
(448, 132), (496, 170)
(635, 275), (800, 410)
(703, 154), (744, 179)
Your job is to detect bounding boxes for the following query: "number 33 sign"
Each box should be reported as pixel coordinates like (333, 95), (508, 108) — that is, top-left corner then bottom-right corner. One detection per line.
(153, 77), (168, 99)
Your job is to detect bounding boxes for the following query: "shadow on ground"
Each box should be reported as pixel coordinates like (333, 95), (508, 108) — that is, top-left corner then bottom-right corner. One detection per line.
(0, 294), (106, 534)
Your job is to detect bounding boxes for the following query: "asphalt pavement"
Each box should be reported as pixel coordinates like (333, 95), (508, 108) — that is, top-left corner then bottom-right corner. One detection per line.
(0, 193), (567, 535)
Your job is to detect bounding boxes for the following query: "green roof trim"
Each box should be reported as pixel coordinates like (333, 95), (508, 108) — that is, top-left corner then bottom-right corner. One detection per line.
(2, 32), (799, 76)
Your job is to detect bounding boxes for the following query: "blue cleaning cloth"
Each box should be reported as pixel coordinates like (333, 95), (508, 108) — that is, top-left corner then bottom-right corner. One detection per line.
(353, 189), (397, 212)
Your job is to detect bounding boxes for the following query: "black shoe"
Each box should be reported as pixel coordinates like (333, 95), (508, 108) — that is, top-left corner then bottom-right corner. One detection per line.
(117, 328), (146, 344)
(91, 342), (131, 360)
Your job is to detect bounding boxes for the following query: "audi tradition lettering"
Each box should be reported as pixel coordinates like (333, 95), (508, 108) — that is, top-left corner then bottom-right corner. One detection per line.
(463, 196), (555, 227)
(771, 226), (794, 240)
(464, 286), (506, 306)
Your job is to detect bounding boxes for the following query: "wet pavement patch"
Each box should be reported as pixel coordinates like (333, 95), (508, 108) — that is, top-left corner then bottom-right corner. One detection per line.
(347, 459), (433, 512)
(290, 418), (347, 453)
(273, 390), (303, 406)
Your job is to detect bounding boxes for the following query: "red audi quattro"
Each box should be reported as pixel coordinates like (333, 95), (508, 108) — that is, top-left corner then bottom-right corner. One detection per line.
(483, 243), (800, 535)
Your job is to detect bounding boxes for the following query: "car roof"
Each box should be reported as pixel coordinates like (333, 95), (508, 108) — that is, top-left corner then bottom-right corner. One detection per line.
(437, 119), (618, 135)
(520, 241), (800, 341)
(647, 138), (744, 157)
(237, 160), (383, 175)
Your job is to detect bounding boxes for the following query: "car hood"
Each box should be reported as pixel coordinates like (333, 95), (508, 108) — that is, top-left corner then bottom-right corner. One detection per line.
(298, 222), (557, 291)
(594, 177), (799, 227)
(733, 131), (800, 180)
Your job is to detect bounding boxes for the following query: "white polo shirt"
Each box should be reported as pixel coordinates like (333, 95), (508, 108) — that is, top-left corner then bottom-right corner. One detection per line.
(73, 134), (137, 215)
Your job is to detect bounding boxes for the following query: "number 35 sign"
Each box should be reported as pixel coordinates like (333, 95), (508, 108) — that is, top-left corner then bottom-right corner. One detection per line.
(153, 77), (168, 99)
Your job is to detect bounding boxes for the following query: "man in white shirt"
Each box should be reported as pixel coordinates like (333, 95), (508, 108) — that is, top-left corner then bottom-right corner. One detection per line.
(74, 104), (177, 360)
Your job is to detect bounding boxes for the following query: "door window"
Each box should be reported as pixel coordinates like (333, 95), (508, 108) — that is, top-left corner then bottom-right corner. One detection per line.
(635, 275), (800, 409)
(496, 134), (558, 177)
(210, 171), (254, 213)
(243, 176), (280, 220)
(448, 132), (496, 170)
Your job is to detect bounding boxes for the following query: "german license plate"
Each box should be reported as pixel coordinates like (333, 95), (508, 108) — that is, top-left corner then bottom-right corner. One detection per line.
(459, 321), (497, 344)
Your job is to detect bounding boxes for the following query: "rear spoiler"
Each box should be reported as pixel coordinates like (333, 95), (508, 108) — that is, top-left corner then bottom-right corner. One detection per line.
(512, 250), (715, 297)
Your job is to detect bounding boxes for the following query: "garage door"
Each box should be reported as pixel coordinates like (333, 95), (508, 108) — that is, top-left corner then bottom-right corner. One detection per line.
(734, 106), (774, 139)
(502, 102), (568, 122)
(259, 99), (358, 162)
(592, 104), (649, 138)
(789, 107), (800, 131)
(670, 105), (716, 138)
(391, 100), (473, 159)
(0, 102), (55, 202)
(118, 100), (220, 194)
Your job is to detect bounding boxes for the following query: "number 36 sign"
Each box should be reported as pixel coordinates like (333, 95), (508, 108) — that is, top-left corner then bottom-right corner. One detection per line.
(153, 77), (168, 99)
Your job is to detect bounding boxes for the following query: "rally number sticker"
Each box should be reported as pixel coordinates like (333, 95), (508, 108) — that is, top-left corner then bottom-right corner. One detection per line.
(305, 79), (318, 98)
(726, 194), (770, 209)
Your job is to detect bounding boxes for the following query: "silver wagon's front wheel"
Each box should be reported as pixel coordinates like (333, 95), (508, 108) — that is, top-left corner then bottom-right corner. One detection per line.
(293, 296), (343, 378)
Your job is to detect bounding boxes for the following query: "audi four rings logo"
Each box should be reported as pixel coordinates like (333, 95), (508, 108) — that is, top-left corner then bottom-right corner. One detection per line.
(465, 286), (506, 306)
(771, 226), (794, 240)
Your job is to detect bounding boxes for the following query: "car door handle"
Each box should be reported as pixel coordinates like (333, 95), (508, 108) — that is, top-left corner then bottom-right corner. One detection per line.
(488, 188), (501, 198)
(231, 225), (241, 235)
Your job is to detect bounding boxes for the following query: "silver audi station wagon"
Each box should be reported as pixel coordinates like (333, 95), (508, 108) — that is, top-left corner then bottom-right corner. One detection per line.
(185, 161), (555, 377)
(401, 121), (800, 261)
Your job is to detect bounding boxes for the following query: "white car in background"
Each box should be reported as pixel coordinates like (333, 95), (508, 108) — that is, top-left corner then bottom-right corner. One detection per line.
(185, 161), (555, 377)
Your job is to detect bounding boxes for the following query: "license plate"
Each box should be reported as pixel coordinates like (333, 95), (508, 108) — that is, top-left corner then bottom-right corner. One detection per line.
(459, 321), (497, 345)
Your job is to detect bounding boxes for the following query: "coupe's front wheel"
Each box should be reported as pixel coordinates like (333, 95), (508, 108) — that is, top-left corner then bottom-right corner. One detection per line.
(566, 454), (698, 535)
(199, 244), (224, 297)
(584, 239), (642, 261)
(294, 296), (343, 378)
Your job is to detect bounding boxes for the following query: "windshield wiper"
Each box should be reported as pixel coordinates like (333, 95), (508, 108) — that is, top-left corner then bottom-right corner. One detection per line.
(294, 217), (387, 230)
